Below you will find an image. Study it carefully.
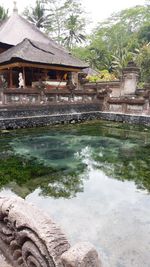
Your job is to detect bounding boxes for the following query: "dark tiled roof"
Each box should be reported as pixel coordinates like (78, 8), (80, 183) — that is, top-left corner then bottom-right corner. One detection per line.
(0, 38), (88, 68)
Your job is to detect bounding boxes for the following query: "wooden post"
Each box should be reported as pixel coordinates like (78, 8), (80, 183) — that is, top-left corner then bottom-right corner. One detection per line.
(9, 68), (13, 88)
(31, 68), (33, 85)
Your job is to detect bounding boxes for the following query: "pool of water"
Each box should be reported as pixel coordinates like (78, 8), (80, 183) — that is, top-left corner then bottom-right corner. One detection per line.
(0, 121), (150, 267)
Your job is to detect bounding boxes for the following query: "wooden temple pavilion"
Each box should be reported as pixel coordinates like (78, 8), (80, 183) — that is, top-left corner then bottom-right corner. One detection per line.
(0, 3), (88, 94)
(0, 38), (87, 90)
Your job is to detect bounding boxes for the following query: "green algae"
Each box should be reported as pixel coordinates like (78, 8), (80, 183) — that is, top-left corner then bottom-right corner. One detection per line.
(0, 120), (150, 197)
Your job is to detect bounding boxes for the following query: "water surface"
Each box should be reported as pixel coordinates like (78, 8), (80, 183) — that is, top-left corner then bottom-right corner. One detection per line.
(0, 121), (150, 267)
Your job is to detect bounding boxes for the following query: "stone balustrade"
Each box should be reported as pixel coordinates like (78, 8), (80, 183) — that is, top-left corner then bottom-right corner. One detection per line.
(0, 88), (106, 106)
(0, 196), (102, 267)
(107, 97), (148, 114)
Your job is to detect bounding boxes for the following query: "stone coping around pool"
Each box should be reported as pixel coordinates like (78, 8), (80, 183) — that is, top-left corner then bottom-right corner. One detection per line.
(98, 111), (150, 126)
(0, 196), (102, 267)
(0, 109), (150, 130)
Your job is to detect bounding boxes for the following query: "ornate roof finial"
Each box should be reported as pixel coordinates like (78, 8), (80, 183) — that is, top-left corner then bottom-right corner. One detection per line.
(13, 1), (18, 13)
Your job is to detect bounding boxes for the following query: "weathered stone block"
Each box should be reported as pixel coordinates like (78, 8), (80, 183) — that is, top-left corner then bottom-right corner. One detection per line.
(61, 242), (102, 267)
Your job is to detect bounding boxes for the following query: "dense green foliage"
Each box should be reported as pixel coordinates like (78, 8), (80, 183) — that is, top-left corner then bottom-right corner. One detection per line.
(136, 44), (150, 82)
(72, 3), (150, 81)
(0, 5), (8, 21)
(0, 153), (84, 198)
(87, 70), (117, 82)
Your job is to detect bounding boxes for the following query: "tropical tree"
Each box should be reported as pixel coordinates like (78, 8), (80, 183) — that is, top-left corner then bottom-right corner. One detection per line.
(24, 0), (86, 44)
(43, 0), (86, 45)
(138, 23), (150, 44)
(63, 14), (86, 49)
(135, 43), (150, 82)
(41, 0), (66, 42)
(23, 0), (52, 29)
(0, 5), (8, 22)
(73, 5), (150, 74)
(111, 48), (134, 76)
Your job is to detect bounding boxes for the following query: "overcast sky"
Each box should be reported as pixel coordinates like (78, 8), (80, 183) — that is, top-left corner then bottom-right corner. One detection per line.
(0, 0), (146, 26)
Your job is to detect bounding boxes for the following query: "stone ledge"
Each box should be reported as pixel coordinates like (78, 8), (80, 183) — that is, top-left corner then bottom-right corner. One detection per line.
(0, 110), (150, 130)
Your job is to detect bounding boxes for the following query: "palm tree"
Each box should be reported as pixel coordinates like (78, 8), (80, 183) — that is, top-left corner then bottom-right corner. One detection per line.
(111, 47), (135, 76)
(23, 0), (52, 29)
(0, 6), (8, 22)
(63, 14), (86, 49)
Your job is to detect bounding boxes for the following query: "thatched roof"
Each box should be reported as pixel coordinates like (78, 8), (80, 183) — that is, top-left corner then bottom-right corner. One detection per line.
(0, 11), (88, 69)
(0, 11), (64, 51)
(0, 38), (88, 69)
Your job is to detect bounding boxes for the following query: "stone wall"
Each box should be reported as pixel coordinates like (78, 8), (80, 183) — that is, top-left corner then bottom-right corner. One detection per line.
(0, 103), (102, 129)
(1, 88), (104, 106)
(83, 81), (121, 97)
(98, 111), (150, 126)
(0, 111), (101, 130)
(83, 62), (150, 116)
(107, 98), (148, 114)
(0, 108), (150, 129)
(0, 61), (150, 127)
(0, 102), (101, 118)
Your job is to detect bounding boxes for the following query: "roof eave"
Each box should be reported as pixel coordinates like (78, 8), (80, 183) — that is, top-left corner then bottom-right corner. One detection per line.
(0, 59), (87, 72)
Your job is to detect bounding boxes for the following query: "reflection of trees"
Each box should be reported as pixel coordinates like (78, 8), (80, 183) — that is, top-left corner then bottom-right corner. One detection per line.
(0, 156), (85, 198)
(92, 141), (150, 192)
(0, 121), (150, 196)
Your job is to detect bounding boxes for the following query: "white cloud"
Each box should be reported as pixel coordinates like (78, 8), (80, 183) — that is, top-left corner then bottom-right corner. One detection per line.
(82, 0), (146, 26)
(0, 0), (146, 26)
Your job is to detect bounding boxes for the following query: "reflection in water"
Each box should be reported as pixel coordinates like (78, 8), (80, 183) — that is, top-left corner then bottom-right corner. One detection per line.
(0, 121), (150, 267)
(0, 154), (85, 198)
(0, 122), (150, 195)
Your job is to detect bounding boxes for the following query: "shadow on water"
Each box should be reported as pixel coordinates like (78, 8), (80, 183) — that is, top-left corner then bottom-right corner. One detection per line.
(0, 120), (150, 198)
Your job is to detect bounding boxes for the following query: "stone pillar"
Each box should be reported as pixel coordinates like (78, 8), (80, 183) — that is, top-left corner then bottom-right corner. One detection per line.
(78, 72), (88, 90)
(122, 102), (127, 113)
(121, 61), (140, 96)
(143, 99), (149, 114)
(67, 72), (76, 90)
(72, 72), (79, 89)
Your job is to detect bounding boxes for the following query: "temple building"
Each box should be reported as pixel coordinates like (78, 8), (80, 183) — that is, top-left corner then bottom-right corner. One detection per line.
(0, 3), (88, 96)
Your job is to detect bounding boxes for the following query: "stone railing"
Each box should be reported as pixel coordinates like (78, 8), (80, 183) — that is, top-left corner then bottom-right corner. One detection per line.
(0, 88), (106, 106)
(107, 97), (149, 114)
(0, 197), (102, 267)
(83, 81), (120, 98)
